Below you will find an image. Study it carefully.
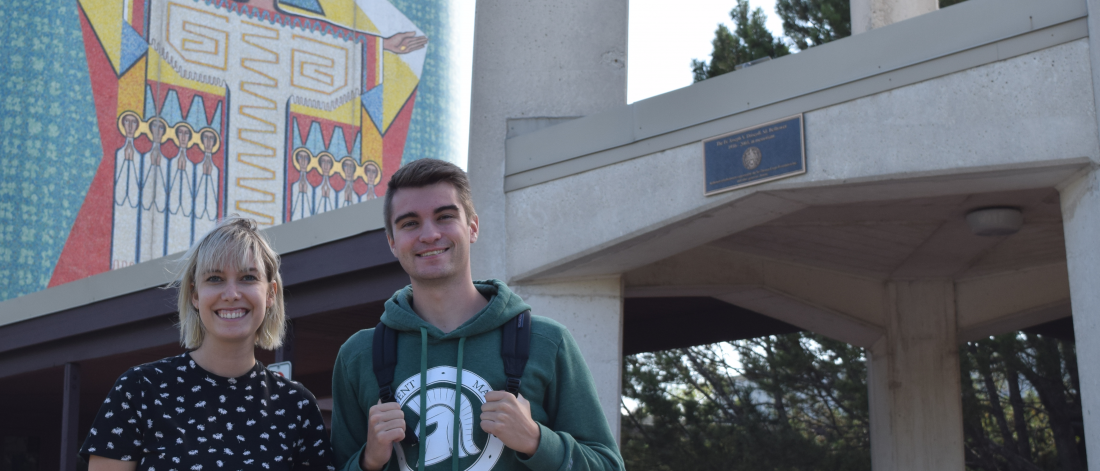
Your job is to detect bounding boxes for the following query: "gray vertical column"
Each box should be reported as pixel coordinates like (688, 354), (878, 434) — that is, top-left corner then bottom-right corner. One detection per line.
(511, 277), (625, 443)
(868, 280), (964, 470)
(1073, 2), (1100, 462)
(466, 0), (628, 282)
(850, 0), (937, 34)
(1061, 170), (1100, 467)
(1089, 0), (1100, 139)
(60, 362), (80, 471)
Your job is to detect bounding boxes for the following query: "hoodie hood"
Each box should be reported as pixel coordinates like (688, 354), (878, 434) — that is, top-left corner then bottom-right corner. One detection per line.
(380, 279), (532, 339)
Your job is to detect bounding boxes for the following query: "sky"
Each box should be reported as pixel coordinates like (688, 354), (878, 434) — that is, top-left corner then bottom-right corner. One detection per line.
(628, 0), (783, 104)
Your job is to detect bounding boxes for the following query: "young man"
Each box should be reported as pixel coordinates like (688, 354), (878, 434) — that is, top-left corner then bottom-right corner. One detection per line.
(331, 159), (623, 471)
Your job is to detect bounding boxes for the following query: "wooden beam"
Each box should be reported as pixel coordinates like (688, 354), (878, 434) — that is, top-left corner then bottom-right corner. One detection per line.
(0, 263), (408, 379)
(60, 362), (80, 471)
(275, 320), (294, 365)
(0, 230), (393, 356)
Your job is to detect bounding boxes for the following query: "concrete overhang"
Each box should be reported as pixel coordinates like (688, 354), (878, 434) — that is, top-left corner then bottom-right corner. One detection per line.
(621, 184), (1074, 347)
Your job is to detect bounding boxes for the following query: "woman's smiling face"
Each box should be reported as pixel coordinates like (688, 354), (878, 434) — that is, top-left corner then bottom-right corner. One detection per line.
(191, 257), (274, 348)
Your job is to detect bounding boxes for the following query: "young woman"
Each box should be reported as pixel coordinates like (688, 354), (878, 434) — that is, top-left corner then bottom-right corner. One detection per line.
(80, 217), (334, 470)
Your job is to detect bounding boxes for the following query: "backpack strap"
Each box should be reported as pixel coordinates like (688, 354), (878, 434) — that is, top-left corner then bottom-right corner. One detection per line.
(375, 310), (532, 401)
(372, 322), (419, 446)
(501, 310), (532, 396)
(372, 322), (399, 403)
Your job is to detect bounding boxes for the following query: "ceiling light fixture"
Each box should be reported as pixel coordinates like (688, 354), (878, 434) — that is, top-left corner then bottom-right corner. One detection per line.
(966, 207), (1023, 236)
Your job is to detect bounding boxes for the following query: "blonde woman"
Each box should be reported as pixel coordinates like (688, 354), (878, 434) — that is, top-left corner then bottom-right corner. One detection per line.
(80, 217), (334, 470)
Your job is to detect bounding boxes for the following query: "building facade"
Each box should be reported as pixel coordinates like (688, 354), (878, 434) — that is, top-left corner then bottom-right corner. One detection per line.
(4, 0), (1100, 470)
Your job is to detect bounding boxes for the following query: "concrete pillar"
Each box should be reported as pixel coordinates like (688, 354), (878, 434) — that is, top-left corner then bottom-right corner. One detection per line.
(1060, 169), (1100, 465)
(851, 0), (937, 34)
(1089, 0), (1100, 143)
(466, 0), (628, 281)
(511, 277), (624, 444)
(60, 362), (80, 471)
(1078, 0), (1100, 458)
(868, 280), (964, 471)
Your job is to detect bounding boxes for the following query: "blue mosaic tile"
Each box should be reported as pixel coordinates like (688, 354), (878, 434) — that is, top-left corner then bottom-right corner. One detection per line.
(0, 0), (102, 302)
(389, 0), (458, 166)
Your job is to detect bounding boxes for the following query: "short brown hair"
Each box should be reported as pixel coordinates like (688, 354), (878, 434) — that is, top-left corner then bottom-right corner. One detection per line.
(173, 216), (286, 350)
(384, 159), (475, 237)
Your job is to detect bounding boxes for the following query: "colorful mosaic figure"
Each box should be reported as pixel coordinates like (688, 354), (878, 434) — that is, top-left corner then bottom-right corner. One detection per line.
(111, 97), (227, 267)
(54, 0), (428, 283)
(166, 124), (196, 255)
(143, 0), (425, 226)
(315, 153), (336, 215)
(112, 112), (144, 269)
(336, 157), (359, 208)
(112, 112), (224, 268)
(290, 149), (315, 221)
(284, 117), (375, 221)
(139, 118), (169, 260)
(193, 129), (222, 239)
(363, 160), (380, 200)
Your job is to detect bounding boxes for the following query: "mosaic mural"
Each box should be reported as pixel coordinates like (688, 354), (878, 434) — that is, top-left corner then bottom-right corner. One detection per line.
(0, 0), (464, 301)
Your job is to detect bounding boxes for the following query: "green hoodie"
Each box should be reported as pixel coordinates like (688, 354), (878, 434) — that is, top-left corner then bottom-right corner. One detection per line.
(331, 280), (624, 471)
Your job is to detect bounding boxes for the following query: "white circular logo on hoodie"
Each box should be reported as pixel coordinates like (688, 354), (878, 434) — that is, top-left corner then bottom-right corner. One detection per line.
(392, 366), (505, 471)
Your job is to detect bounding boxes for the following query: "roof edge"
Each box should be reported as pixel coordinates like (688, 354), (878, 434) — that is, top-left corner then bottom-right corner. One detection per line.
(504, 0), (1088, 190)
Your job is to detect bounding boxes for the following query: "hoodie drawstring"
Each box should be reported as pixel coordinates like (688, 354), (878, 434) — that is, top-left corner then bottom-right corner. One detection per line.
(418, 327), (428, 471)
(452, 336), (466, 471)
(415, 328), (469, 471)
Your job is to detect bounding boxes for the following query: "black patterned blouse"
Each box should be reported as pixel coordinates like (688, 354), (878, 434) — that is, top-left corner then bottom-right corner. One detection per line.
(80, 353), (334, 470)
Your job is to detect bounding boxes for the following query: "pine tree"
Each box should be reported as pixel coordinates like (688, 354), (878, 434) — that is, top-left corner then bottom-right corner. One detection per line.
(622, 331), (1085, 470)
(775, 0), (851, 50)
(622, 333), (871, 470)
(691, 0), (791, 83)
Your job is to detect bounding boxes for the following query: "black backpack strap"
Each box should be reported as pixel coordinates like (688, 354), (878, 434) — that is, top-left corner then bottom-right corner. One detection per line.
(372, 322), (399, 403)
(501, 310), (532, 396)
(372, 322), (419, 446)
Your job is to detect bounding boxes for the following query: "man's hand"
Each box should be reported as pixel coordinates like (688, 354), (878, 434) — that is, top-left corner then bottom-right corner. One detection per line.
(480, 391), (541, 456)
(361, 400), (406, 471)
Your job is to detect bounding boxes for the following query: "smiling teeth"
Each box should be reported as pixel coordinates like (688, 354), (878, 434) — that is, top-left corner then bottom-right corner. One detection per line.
(421, 249), (445, 256)
(218, 310), (247, 319)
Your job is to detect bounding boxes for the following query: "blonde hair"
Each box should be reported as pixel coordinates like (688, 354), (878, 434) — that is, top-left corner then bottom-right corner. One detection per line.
(173, 216), (286, 350)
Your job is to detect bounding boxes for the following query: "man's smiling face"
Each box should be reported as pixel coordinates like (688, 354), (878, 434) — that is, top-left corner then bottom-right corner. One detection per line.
(387, 181), (479, 286)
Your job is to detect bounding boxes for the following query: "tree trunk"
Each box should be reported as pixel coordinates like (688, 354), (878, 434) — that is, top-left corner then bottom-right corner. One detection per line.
(976, 346), (1017, 452)
(1004, 364), (1031, 462)
(1020, 335), (1086, 471)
